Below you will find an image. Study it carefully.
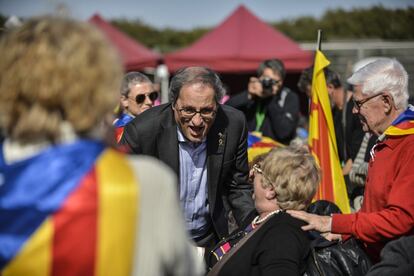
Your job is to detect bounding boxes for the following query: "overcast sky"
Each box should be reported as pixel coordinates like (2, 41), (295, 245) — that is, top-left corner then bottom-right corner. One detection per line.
(1, 0), (413, 30)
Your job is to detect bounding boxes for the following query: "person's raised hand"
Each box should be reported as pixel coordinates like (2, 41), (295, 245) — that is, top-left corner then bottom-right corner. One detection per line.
(248, 77), (263, 99)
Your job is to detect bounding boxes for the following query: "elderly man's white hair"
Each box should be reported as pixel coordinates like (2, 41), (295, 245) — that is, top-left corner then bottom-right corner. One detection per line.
(348, 58), (409, 110)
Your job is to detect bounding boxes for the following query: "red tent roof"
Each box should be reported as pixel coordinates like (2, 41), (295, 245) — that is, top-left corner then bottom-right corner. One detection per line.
(165, 5), (312, 73)
(89, 14), (160, 71)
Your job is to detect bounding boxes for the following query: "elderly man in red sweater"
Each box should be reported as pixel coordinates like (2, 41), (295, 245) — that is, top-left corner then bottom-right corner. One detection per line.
(289, 57), (414, 263)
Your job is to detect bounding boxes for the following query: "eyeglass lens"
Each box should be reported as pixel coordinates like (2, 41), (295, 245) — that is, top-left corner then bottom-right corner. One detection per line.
(135, 91), (158, 104)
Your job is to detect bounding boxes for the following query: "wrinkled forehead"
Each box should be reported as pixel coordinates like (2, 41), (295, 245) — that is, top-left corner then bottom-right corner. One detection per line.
(177, 82), (216, 106)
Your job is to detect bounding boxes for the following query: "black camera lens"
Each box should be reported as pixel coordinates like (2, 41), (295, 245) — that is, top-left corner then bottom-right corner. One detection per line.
(261, 78), (277, 90)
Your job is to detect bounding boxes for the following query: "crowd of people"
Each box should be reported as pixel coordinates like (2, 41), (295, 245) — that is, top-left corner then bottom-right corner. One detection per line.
(0, 16), (413, 276)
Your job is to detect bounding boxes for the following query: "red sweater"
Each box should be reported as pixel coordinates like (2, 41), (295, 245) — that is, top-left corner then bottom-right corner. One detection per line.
(332, 134), (414, 263)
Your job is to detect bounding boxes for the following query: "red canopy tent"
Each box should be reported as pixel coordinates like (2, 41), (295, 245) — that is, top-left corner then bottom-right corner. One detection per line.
(165, 5), (312, 73)
(89, 14), (161, 71)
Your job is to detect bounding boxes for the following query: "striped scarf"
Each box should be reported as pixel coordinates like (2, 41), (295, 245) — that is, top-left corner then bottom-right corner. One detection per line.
(0, 140), (139, 276)
(384, 105), (414, 136)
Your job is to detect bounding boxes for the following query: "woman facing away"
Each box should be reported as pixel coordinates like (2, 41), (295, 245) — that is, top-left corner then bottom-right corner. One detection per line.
(0, 16), (202, 276)
(207, 146), (320, 276)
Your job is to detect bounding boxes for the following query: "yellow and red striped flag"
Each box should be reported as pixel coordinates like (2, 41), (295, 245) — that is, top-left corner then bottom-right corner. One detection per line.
(308, 50), (350, 213)
(1, 141), (139, 275)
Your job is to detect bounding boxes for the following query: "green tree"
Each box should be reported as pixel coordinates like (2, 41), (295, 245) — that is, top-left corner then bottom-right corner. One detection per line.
(110, 5), (414, 52)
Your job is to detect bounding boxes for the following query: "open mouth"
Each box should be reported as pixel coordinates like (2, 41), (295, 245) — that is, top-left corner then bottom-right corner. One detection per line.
(189, 125), (204, 137)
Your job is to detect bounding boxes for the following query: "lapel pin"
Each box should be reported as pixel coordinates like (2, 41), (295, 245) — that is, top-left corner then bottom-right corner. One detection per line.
(218, 132), (224, 146)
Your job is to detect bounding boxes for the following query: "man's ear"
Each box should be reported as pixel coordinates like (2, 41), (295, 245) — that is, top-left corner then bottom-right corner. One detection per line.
(382, 93), (395, 113)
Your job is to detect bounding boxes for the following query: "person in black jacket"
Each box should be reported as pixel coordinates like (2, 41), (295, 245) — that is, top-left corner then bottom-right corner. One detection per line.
(226, 59), (300, 145)
(121, 67), (255, 254)
(366, 235), (414, 276)
(207, 146), (320, 276)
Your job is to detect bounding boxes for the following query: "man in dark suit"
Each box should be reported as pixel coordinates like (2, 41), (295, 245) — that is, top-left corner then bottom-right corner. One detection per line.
(121, 67), (255, 249)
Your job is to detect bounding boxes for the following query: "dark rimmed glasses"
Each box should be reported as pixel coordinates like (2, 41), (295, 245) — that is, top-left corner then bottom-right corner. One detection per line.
(131, 91), (159, 104)
(176, 106), (217, 121)
(352, 93), (383, 111)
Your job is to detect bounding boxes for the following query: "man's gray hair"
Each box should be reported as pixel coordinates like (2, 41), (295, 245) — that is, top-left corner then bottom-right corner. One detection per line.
(348, 58), (409, 109)
(168, 67), (225, 104)
(120, 71), (152, 96)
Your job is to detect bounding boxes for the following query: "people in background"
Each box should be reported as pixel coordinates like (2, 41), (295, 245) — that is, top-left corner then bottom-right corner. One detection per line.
(226, 59), (300, 145)
(297, 66), (372, 208)
(289, 58), (414, 264)
(0, 16), (202, 276)
(114, 72), (158, 142)
(298, 66), (365, 169)
(121, 66), (256, 257)
(207, 146), (320, 275)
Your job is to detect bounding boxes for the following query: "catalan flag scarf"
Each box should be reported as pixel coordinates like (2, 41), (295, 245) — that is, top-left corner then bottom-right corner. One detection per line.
(114, 113), (134, 143)
(384, 105), (414, 136)
(0, 140), (138, 276)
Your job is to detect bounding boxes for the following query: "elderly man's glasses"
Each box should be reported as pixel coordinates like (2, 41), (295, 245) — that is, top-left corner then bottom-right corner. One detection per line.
(176, 106), (217, 121)
(131, 91), (159, 104)
(352, 93), (383, 111)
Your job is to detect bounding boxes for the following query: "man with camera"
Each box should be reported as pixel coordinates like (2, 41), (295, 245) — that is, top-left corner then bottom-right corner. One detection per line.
(226, 59), (300, 144)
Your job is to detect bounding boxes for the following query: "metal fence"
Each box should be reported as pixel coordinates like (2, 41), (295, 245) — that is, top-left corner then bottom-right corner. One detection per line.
(300, 41), (414, 98)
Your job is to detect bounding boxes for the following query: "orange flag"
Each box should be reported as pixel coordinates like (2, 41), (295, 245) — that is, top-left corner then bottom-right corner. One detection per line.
(308, 50), (350, 213)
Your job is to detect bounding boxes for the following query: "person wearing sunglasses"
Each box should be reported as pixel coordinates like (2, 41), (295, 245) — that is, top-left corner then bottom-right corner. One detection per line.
(114, 72), (158, 142)
(121, 67), (256, 262)
(226, 59), (300, 145)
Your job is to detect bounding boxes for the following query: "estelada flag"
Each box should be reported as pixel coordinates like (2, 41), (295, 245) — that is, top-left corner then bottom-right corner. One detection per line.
(384, 104), (414, 136)
(247, 131), (284, 163)
(308, 50), (351, 213)
(0, 140), (139, 275)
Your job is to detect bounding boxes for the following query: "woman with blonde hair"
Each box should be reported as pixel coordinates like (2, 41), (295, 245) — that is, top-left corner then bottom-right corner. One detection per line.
(0, 16), (202, 276)
(208, 146), (320, 275)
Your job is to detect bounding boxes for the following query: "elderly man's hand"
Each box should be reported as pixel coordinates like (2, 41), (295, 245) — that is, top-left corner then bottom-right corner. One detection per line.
(287, 210), (332, 233)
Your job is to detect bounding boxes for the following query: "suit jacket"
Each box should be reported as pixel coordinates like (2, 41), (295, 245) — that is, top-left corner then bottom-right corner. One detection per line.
(121, 103), (255, 238)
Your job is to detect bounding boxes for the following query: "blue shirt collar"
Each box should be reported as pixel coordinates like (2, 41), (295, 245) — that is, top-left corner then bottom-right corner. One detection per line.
(176, 127), (207, 147)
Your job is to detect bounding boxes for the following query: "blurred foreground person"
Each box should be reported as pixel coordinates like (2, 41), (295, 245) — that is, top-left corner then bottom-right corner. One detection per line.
(207, 146), (320, 275)
(114, 72), (158, 142)
(0, 17), (202, 276)
(289, 58), (414, 263)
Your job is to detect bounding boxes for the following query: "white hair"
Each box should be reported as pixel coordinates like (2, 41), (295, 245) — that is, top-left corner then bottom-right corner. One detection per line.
(347, 58), (409, 109)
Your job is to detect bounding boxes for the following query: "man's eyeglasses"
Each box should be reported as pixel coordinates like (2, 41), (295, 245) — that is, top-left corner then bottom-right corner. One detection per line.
(176, 106), (217, 121)
(352, 93), (383, 111)
(131, 91), (159, 104)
